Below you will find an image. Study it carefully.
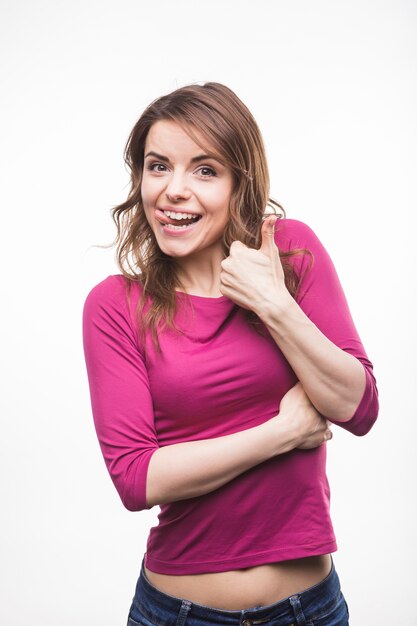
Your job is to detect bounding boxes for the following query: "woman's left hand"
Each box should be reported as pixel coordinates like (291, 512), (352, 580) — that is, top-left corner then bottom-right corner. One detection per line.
(219, 215), (292, 316)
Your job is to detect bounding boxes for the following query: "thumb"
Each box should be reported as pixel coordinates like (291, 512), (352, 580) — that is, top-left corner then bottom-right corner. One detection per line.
(259, 215), (279, 256)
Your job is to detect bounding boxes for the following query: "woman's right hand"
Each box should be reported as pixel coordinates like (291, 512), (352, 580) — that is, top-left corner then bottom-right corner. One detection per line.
(273, 381), (332, 450)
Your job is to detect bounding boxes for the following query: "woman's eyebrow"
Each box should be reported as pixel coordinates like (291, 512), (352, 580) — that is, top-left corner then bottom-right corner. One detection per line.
(144, 150), (223, 164)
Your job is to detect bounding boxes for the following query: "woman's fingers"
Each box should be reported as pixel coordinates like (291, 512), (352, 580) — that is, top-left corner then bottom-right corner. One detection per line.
(324, 419), (333, 440)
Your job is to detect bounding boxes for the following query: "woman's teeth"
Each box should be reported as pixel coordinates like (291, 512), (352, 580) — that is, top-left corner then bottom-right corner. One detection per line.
(163, 210), (199, 220)
(161, 209), (202, 231)
(165, 223), (194, 230)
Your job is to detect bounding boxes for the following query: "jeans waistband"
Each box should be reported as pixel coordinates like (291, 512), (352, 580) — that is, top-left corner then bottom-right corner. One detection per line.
(134, 555), (340, 624)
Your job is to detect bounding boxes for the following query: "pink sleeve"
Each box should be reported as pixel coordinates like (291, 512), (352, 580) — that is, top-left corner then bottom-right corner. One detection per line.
(275, 219), (379, 436)
(82, 275), (159, 511)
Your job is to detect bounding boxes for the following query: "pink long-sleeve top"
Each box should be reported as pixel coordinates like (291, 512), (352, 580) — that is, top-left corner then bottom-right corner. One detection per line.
(82, 218), (379, 575)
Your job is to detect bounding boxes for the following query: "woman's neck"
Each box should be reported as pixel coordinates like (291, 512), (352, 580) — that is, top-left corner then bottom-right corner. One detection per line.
(174, 246), (225, 297)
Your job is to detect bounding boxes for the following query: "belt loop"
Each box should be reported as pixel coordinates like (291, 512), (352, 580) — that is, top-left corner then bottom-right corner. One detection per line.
(289, 595), (308, 626)
(175, 599), (192, 626)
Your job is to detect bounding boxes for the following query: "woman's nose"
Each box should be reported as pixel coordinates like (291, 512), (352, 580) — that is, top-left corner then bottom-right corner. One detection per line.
(165, 172), (191, 200)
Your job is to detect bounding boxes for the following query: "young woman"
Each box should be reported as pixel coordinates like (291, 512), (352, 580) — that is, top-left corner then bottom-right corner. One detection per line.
(82, 82), (379, 626)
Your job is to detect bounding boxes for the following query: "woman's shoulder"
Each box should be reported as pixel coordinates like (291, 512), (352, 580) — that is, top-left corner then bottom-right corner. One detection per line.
(83, 274), (144, 318)
(84, 273), (142, 299)
(274, 216), (317, 237)
(82, 274), (147, 350)
(273, 217), (322, 251)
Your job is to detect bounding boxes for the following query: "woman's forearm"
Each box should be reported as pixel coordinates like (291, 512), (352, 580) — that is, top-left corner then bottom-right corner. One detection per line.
(145, 418), (296, 507)
(256, 295), (366, 422)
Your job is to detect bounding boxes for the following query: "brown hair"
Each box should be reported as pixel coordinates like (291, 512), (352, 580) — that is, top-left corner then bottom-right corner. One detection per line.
(110, 82), (310, 351)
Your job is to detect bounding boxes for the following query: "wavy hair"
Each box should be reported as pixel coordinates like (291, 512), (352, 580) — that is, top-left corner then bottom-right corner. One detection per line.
(110, 82), (311, 352)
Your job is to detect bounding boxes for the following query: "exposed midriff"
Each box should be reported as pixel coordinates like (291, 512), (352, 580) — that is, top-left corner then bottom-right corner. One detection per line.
(144, 554), (332, 611)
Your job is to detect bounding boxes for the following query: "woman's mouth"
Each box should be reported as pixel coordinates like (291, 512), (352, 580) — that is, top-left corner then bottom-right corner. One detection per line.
(155, 208), (203, 235)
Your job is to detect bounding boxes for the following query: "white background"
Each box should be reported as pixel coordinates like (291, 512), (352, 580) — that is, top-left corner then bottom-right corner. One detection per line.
(1, 1), (416, 624)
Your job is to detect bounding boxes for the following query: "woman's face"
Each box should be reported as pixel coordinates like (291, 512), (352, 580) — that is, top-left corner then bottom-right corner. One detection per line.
(141, 119), (234, 260)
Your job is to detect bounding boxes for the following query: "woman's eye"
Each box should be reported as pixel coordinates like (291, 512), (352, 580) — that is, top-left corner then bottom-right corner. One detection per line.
(197, 167), (216, 177)
(147, 163), (167, 172)
(146, 163), (216, 177)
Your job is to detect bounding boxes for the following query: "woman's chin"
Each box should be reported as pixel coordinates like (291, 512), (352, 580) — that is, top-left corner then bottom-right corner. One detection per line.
(157, 242), (195, 259)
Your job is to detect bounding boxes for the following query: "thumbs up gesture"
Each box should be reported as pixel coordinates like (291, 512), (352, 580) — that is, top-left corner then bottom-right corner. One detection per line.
(219, 215), (292, 316)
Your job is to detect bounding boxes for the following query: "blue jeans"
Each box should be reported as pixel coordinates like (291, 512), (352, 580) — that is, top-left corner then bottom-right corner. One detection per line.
(126, 556), (349, 625)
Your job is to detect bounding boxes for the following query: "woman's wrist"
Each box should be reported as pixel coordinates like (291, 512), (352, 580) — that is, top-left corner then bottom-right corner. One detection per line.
(253, 289), (296, 325)
(259, 414), (299, 457)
